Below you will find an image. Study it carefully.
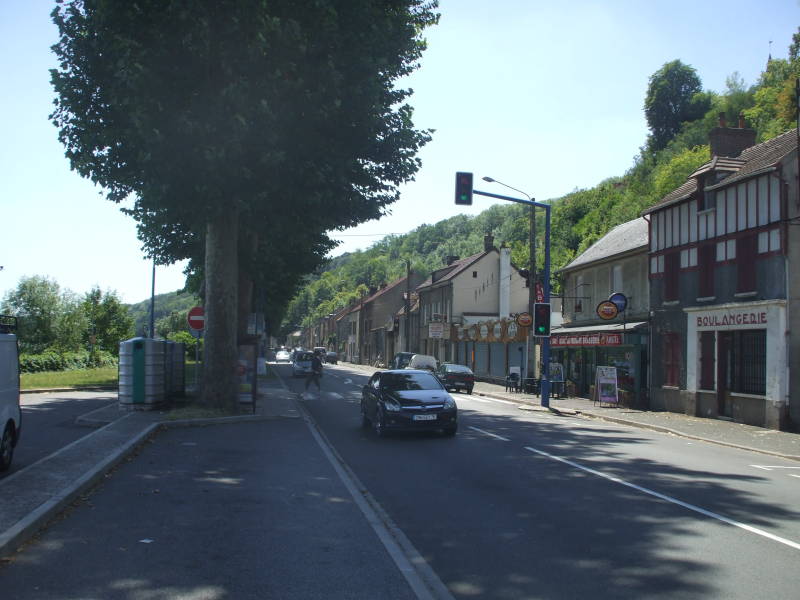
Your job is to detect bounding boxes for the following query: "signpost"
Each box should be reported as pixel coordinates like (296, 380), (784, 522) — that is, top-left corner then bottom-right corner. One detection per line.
(187, 306), (204, 387)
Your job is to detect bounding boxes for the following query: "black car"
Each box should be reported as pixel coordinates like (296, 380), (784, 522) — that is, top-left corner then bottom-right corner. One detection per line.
(361, 369), (457, 437)
(435, 363), (475, 394)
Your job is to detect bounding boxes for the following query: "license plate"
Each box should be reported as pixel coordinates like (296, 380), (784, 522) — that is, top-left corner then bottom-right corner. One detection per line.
(413, 414), (437, 421)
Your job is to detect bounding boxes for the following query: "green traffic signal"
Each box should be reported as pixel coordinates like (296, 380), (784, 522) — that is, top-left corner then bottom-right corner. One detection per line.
(533, 303), (551, 337)
(454, 172), (473, 205)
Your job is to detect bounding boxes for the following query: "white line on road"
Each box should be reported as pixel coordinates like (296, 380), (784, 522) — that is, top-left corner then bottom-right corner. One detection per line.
(525, 445), (800, 552)
(468, 426), (511, 442)
(789, 474), (800, 480)
(750, 465), (800, 471)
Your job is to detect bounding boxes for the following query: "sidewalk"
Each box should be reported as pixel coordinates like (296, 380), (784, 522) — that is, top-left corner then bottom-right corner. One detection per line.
(0, 376), (299, 559)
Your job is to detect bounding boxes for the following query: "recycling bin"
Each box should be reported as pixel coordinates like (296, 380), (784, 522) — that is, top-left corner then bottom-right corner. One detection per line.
(119, 337), (166, 409)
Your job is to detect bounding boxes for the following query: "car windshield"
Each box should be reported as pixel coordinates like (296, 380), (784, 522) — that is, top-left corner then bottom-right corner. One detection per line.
(296, 352), (314, 361)
(445, 364), (472, 373)
(381, 372), (441, 391)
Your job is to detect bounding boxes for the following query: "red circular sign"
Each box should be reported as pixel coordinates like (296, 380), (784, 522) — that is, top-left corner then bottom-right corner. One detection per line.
(187, 306), (205, 331)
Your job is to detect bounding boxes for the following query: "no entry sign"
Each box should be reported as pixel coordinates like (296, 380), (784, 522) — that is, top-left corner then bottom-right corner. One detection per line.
(187, 306), (205, 331)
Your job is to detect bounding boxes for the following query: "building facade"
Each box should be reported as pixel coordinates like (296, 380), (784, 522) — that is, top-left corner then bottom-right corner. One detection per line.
(555, 217), (650, 405)
(643, 120), (797, 429)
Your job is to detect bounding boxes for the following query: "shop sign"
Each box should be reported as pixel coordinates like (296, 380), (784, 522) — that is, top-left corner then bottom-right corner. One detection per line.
(516, 312), (533, 327)
(596, 301), (619, 320)
(551, 333), (622, 347)
(595, 366), (619, 405)
(429, 322), (444, 338)
(695, 309), (768, 330)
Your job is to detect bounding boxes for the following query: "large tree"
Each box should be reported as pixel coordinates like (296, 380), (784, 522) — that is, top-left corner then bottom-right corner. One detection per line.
(644, 60), (706, 151)
(51, 0), (438, 409)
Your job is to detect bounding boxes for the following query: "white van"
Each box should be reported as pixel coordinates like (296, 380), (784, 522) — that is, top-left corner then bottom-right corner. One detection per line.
(0, 316), (21, 471)
(407, 354), (438, 372)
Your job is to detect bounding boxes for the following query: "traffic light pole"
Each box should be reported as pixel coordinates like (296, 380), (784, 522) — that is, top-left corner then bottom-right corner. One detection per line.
(471, 188), (552, 408)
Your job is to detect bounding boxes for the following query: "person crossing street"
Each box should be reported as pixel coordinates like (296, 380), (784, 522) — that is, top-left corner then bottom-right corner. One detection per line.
(305, 351), (323, 391)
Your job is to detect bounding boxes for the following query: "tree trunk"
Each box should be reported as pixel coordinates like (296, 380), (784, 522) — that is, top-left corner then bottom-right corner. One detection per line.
(202, 209), (239, 411)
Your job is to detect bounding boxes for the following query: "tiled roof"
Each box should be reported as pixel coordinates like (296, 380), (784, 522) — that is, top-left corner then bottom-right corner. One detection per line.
(560, 217), (648, 272)
(643, 129), (798, 215)
(416, 250), (487, 291)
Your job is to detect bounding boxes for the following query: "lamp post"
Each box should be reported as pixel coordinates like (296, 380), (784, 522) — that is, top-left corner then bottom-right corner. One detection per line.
(483, 177), (536, 382)
(460, 174), (553, 408)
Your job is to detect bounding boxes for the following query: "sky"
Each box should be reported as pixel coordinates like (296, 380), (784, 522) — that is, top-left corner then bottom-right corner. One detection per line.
(1, 1), (798, 305)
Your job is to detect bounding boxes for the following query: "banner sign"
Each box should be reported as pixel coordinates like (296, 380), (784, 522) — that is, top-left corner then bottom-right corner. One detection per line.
(595, 366), (618, 405)
(428, 322), (444, 338)
(549, 363), (565, 383)
(551, 333), (622, 347)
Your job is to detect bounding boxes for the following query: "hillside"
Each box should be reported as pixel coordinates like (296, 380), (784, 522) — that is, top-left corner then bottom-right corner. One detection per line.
(127, 290), (200, 336)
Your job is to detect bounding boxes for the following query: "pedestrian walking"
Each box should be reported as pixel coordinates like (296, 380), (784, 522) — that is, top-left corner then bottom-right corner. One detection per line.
(305, 352), (323, 391)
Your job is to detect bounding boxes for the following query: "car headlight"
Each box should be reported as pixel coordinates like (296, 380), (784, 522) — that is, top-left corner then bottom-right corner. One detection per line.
(383, 398), (401, 412)
(443, 396), (456, 410)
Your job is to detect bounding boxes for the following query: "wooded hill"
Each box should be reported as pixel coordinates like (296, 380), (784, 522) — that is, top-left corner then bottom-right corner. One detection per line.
(285, 33), (800, 336)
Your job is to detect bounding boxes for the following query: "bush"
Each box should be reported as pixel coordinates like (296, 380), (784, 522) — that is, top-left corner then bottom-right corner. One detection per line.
(19, 349), (118, 373)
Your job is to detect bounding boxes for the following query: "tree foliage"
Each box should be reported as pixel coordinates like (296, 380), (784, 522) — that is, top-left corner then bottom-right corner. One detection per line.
(644, 60), (706, 151)
(50, 0), (439, 408)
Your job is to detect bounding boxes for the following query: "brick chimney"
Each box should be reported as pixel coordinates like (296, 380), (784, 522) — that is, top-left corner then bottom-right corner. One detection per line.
(483, 232), (495, 252)
(709, 112), (756, 158)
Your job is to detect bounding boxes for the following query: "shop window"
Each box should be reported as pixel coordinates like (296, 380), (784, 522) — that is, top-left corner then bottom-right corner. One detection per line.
(663, 333), (681, 387)
(698, 244), (715, 298)
(736, 234), (757, 293)
(699, 332), (715, 390)
(731, 331), (766, 395)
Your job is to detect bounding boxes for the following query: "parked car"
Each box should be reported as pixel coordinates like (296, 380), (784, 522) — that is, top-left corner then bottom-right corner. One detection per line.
(389, 352), (415, 369)
(436, 363), (475, 394)
(360, 369), (457, 437)
(313, 347), (327, 362)
(275, 349), (291, 363)
(0, 316), (21, 471)
(325, 351), (338, 365)
(292, 351), (316, 377)
(407, 354), (438, 372)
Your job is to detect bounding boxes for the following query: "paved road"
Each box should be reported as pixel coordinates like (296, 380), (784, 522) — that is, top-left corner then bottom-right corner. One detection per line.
(289, 363), (800, 599)
(1, 391), (116, 478)
(0, 417), (419, 600)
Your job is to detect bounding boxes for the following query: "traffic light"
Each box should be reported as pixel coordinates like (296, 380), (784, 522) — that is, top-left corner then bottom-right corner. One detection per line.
(533, 303), (551, 337)
(454, 172), (473, 205)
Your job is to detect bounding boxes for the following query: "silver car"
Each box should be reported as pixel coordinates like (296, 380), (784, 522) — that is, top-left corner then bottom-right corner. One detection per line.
(292, 351), (315, 377)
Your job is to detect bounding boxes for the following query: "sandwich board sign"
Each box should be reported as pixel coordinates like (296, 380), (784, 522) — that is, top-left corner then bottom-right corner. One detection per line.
(594, 366), (618, 406)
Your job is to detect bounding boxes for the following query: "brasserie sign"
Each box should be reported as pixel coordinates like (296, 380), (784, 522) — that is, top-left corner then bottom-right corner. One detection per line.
(551, 333), (622, 347)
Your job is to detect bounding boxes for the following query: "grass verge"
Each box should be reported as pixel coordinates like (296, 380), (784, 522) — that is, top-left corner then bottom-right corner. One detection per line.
(22, 366), (118, 390)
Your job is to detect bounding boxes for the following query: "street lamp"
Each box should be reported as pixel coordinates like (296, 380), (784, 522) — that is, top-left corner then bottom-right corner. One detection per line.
(457, 173), (553, 408)
(483, 176), (536, 384)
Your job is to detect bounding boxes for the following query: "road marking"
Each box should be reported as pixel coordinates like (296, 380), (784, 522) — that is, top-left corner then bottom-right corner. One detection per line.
(465, 396), (493, 403)
(525, 446), (800, 552)
(789, 474), (800, 480)
(750, 465), (800, 471)
(469, 426), (511, 442)
(344, 378), (353, 385)
(328, 392), (343, 400)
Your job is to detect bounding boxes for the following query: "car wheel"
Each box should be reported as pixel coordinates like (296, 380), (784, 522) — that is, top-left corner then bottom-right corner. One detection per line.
(0, 423), (15, 472)
(374, 408), (387, 438)
(443, 425), (458, 437)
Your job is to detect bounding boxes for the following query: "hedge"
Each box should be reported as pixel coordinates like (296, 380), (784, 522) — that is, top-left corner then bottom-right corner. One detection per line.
(19, 350), (118, 374)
